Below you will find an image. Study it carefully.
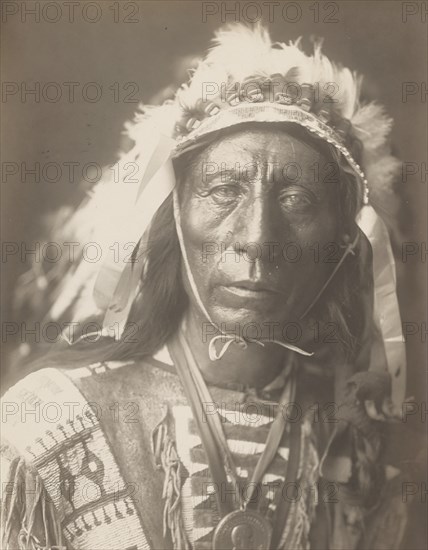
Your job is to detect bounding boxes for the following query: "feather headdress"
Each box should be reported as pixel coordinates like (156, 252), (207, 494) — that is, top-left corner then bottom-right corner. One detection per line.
(19, 24), (405, 405)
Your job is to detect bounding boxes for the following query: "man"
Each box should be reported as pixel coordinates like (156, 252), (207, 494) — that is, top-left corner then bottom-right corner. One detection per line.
(1, 25), (413, 550)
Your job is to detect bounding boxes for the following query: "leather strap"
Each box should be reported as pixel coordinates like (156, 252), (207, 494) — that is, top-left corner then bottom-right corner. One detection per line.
(169, 332), (233, 516)
(270, 419), (302, 549)
(169, 329), (299, 519)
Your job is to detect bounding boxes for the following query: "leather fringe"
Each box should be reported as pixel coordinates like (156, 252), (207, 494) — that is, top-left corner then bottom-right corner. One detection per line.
(1, 456), (65, 550)
(152, 408), (190, 550)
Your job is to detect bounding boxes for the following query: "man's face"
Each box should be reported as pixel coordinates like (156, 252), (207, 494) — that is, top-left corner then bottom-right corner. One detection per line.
(177, 126), (341, 335)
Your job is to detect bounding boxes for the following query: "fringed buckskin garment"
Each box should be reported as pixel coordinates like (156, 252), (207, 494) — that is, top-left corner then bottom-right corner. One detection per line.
(1, 352), (408, 550)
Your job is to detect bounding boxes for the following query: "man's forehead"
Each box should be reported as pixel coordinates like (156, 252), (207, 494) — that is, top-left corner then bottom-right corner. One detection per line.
(193, 126), (327, 167)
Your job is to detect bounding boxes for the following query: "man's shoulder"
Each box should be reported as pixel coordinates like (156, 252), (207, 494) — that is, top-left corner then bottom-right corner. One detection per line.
(3, 352), (177, 400)
(1, 360), (162, 550)
(1, 355), (184, 457)
(63, 354), (184, 405)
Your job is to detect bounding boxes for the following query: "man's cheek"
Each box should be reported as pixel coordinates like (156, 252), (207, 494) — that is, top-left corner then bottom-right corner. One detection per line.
(187, 247), (216, 288)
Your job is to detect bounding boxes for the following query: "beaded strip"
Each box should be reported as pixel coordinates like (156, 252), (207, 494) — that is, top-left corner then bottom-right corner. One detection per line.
(1, 367), (151, 550)
(173, 101), (369, 205)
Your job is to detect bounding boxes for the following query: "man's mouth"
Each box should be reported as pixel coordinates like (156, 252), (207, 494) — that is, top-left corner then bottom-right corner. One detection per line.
(215, 280), (282, 305)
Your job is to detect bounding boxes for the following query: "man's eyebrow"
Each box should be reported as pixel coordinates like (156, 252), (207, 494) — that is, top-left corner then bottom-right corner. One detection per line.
(201, 167), (242, 184)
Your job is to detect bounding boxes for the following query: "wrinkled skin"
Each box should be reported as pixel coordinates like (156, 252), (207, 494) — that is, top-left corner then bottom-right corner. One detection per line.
(178, 126), (342, 340)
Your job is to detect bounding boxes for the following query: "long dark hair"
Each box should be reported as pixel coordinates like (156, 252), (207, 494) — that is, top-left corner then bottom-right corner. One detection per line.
(26, 123), (372, 372)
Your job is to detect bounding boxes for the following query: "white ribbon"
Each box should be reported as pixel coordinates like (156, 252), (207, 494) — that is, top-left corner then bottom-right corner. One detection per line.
(357, 205), (407, 409)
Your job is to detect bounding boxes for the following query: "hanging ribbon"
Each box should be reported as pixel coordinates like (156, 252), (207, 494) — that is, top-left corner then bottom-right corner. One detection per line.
(357, 205), (406, 410)
(94, 132), (177, 336)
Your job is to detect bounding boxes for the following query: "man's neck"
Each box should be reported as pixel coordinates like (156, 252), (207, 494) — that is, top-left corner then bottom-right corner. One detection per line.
(182, 308), (287, 389)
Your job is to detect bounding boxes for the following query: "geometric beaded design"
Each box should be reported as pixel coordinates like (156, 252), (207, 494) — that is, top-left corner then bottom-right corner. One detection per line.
(172, 402), (294, 550)
(1, 367), (151, 550)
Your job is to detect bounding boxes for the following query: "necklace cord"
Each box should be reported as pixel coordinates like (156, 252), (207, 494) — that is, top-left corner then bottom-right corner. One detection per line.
(169, 328), (299, 518)
(299, 232), (360, 320)
(169, 332), (235, 516)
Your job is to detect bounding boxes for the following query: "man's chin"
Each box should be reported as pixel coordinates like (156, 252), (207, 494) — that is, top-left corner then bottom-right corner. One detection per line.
(208, 305), (286, 339)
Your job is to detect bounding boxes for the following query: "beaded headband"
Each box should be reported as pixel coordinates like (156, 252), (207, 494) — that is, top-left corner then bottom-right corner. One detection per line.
(173, 101), (369, 204)
(174, 77), (362, 155)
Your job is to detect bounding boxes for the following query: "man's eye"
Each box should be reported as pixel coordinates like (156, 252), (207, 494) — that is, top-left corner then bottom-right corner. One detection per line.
(279, 192), (313, 209)
(209, 185), (240, 203)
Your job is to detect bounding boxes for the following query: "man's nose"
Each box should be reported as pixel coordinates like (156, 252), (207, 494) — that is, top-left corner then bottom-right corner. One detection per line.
(232, 193), (283, 261)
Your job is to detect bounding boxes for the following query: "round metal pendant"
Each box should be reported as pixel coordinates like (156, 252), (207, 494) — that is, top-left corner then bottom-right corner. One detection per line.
(212, 509), (272, 550)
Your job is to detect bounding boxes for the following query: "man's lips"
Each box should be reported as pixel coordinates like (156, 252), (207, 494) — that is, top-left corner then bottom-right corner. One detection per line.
(214, 280), (283, 305)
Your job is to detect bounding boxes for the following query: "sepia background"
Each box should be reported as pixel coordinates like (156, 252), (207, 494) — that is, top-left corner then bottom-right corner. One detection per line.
(1, 1), (427, 547)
